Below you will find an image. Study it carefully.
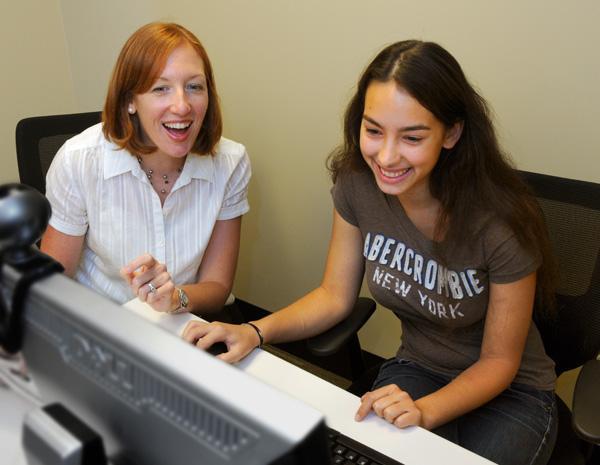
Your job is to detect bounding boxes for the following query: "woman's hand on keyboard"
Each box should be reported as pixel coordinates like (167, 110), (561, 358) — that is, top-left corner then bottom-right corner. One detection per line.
(181, 320), (258, 363)
(355, 384), (423, 429)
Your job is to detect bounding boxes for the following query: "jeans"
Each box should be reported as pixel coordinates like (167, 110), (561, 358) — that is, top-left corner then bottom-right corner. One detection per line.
(373, 358), (558, 465)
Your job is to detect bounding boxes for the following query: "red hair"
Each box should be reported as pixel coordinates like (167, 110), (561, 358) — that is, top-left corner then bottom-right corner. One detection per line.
(102, 22), (222, 155)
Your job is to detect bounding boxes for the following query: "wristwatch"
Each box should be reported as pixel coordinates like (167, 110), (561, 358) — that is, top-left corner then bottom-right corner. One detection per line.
(174, 287), (189, 312)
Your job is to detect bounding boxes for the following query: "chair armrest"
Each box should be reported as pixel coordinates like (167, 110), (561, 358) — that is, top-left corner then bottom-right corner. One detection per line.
(572, 358), (600, 444)
(306, 297), (376, 357)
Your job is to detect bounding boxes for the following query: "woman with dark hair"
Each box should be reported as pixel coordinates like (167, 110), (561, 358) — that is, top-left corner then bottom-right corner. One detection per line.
(183, 41), (557, 464)
(42, 22), (251, 315)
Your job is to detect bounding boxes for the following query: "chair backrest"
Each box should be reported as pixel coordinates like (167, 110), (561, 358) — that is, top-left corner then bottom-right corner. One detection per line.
(15, 111), (102, 194)
(521, 171), (600, 376)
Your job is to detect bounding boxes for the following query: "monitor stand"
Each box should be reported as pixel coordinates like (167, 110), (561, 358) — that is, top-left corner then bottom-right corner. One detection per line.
(23, 403), (108, 465)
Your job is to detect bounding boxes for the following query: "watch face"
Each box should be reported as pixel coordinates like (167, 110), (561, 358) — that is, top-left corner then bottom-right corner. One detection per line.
(179, 288), (189, 308)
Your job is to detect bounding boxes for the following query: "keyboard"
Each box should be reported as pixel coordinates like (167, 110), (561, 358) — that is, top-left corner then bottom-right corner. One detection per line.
(328, 427), (404, 465)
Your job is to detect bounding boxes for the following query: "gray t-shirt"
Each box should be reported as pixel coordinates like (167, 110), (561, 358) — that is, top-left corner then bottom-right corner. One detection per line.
(332, 169), (555, 390)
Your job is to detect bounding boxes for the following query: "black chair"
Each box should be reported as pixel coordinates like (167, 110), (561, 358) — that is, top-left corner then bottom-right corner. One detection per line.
(15, 111), (102, 194)
(520, 170), (600, 465)
(306, 297), (377, 380)
(307, 170), (600, 465)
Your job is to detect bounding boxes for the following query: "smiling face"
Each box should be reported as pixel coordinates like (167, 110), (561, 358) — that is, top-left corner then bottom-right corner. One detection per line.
(360, 80), (462, 204)
(129, 43), (208, 159)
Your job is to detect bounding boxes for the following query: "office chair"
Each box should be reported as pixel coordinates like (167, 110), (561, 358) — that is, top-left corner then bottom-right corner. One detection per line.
(15, 111), (102, 194)
(307, 170), (600, 465)
(520, 170), (600, 465)
(306, 297), (377, 380)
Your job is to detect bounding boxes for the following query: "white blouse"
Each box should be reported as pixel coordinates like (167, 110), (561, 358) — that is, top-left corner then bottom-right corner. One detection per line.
(46, 123), (251, 304)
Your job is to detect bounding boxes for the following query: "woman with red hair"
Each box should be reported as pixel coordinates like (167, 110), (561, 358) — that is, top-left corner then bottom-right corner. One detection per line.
(42, 22), (251, 316)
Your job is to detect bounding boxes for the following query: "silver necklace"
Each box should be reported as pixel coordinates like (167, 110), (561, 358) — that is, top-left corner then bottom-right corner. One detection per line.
(137, 157), (183, 195)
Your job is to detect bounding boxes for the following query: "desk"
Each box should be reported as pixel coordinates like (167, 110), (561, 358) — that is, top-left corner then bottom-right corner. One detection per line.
(1, 355), (38, 465)
(125, 299), (494, 465)
(0, 300), (494, 465)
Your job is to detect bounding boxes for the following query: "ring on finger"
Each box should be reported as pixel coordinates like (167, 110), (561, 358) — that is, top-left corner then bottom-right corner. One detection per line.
(148, 282), (157, 294)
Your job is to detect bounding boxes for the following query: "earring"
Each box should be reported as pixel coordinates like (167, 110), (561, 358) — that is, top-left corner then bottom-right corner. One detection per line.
(127, 105), (135, 114)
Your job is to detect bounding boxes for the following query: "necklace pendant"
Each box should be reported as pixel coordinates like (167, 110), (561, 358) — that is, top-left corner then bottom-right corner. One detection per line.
(160, 188), (166, 194)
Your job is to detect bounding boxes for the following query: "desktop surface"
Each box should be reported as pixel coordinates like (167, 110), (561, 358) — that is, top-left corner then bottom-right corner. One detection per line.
(125, 299), (496, 465)
(0, 292), (495, 465)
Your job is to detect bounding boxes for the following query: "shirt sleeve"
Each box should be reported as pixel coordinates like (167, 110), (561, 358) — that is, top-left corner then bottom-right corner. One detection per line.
(217, 148), (251, 220)
(331, 171), (358, 226)
(45, 143), (89, 236)
(484, 220), (541, 284)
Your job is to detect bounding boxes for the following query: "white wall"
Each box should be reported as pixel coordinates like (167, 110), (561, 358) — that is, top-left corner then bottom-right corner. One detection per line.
(59, 0), (163, 110)
(0, 0), (77, 184)
(5, 0), (599, 360)
(155, 0), (600, 358)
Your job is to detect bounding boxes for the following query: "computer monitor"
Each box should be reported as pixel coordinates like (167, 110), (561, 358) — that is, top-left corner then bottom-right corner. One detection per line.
(1, 262), (330, 465)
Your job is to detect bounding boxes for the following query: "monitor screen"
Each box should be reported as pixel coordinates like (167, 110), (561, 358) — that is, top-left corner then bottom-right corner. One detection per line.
(1, 262), (330, 465)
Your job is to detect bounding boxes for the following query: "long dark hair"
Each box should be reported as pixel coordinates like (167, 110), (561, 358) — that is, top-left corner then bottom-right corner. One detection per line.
(328, 40), (556, 312)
